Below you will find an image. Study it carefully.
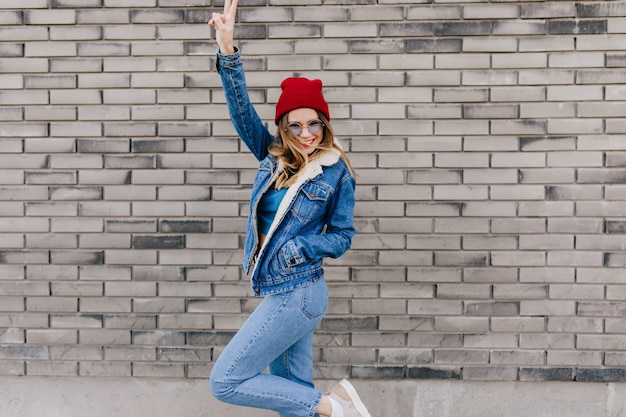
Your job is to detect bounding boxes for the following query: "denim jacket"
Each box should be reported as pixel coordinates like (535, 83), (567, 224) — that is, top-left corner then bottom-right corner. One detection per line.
(216, 49), (356, 296)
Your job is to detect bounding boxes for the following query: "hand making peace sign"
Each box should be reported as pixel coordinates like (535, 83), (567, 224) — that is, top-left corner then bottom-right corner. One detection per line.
(208, 0), (238, 55)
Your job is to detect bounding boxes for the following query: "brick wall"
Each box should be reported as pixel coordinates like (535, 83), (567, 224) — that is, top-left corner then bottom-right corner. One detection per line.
(1, 0), (625, 383)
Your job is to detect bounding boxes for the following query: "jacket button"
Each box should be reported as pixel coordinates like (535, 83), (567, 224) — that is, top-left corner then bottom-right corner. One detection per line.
(254, 287), (260, 293)
(290, 257), (295, 264)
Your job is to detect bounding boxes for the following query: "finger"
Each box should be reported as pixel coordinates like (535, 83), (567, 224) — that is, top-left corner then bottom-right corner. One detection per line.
(229, 0), (238, 18)
(223, 0), (231, 15)
(211, 12), (225, 24)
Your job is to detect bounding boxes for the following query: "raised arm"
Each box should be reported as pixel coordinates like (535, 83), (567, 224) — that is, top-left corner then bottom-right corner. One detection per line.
(209, 0), (275, 160)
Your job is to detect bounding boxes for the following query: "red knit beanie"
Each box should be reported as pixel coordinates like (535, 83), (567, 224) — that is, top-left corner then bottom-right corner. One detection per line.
(274, 77), (330, 125)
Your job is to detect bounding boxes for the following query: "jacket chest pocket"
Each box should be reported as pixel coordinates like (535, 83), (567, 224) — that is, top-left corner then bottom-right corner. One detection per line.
(291, 182), (332, 223)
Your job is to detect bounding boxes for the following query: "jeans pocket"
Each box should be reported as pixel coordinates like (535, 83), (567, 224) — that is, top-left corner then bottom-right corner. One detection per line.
(300, 280), (328, 320)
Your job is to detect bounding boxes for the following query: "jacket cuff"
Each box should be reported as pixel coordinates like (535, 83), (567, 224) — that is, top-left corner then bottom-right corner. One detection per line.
(215, 46), (241, 72)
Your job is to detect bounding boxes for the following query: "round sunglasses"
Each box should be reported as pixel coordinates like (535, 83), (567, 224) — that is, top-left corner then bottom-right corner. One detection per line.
(286, 119), (325, 136)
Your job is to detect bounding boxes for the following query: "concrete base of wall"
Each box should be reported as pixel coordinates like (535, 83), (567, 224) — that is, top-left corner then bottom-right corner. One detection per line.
(2, 377), (625, 417)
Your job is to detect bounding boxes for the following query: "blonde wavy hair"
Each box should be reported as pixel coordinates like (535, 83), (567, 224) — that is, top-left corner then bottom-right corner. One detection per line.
(268, 111), (356, 189)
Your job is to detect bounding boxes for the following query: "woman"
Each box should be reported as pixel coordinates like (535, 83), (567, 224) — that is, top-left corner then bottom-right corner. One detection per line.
(208, 1), (371, 417)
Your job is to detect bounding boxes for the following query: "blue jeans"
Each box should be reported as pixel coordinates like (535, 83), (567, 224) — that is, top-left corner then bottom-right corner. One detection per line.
(210, 279), (328, 417)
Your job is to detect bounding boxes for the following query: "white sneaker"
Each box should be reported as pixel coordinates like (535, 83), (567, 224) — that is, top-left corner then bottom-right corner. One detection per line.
(327, 379), (372, 417)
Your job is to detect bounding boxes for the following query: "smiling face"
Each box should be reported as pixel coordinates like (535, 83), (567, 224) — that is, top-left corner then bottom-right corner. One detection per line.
(286, 108), (324, 156)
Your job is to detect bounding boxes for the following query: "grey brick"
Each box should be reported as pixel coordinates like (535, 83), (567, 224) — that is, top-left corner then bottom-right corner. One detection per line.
(0, 107), (23, 121)
(435, 349), (489, 365)
(26, 41), (77, 57)
(434, 21), (491, 36)
(464, 103), (518, 119)
(436, 316), (490, 334)
(78, 73), (129, 89)
(27, 329), (77, 345)
(26, 232), (77, 249)
(462, 366), (518, 381)
(521, 3), (576, 19)
(102, 89), (157, 105)
(463, 38), (517, 53)
(25, 9), (76, 25)
(50, 186), (102, 200)
(380, 22), (432, 37)
(51, 282), (102, 297)
(27, 361), (79, 376)
(493, 53), (548, 70)
(49, 91), (102, 106)
(606, 352), (626, 367)
(0, 296), (25, 312)
(0, 58), (49, 73)
(465, 301), (519, 317)
(103, 220), (155, 234)
(379, 348), (431, 365)
(27, 296), (78, 312)
(520, 334), (575, 350)
(267, 55), (321, 72)
(104, 155), (156, 169)
(80, 361), (131, 377)
(0, 328), (24, 344)
(1, 91), (49, 106)
(131, 235), (184, 249)
(0, 27), (49, 42)
(132, 362), (185, 377)
(102, 58), (155, 73)
(52, 0), (102, 6)
(76, 9), (129, 24)
(492, 86), (546, 102)
(0, 74), (23, 90)
(79, 232), (130, 248)
(576, 368), (626, 383)
(133, 41), (185, 57)
(0, 345), (47, 361)
(549, 20), (607, 35)
(465, 4), (517, 19)
(0, 201), (24, 217)
(0, 11), (23, 25)
(0, 314), (48, 332)
(51, 26), (102, 41)
(132, 106), (185, 122)
(434, 184), (489, 200)
(434, 88), (488, 103)
(0, 44), (24, 58)
(157, 89), (209, 104)
(103, 25), (155, 41)
(0, 281), (50, 296)
(434, 250), (489, 266)
(157, 346), (212, 362)
(578, 2), (626, 17)
(578, 69), (626, 85)
(27, 265), (78, 281)
(408, 366), (461, 380)
(607, 52), (626, 67)
(50, 58), (102, 73)
(352, 6), (403, 21)
(347, 364), (403, 381)
(493, 20), (547, 36)
(50, 250), (103, 265)
(133, 73), (185, 89)
(0, 217), (48, 234)
(132, 10), (184, 24)
(25, 106), (77, 121)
